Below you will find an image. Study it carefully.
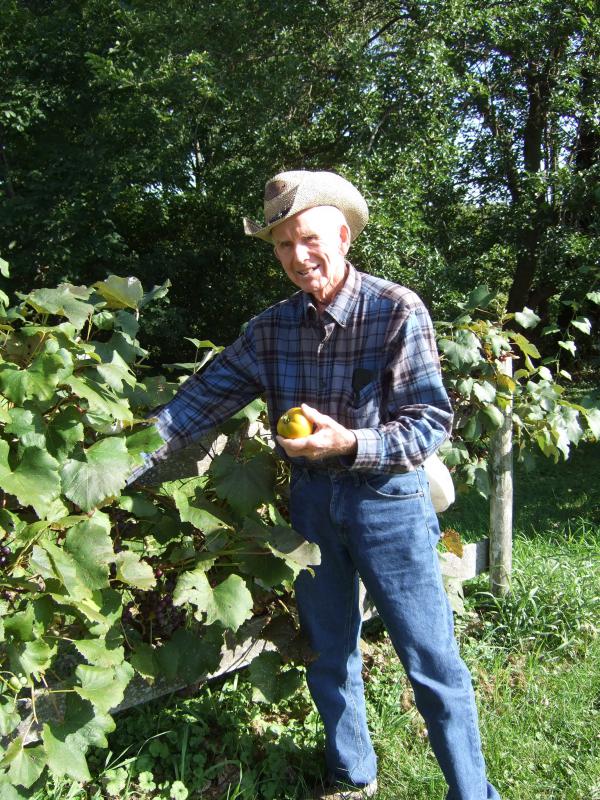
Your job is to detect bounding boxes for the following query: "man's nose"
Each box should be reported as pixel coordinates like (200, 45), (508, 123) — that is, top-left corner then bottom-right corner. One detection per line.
(292, 243), (310, 263)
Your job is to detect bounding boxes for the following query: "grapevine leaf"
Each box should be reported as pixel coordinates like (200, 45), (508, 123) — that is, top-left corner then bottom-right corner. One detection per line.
(42, 724), (91, 782)
(25, 286), (94, 330)
(92, 310), (115, 330)
(29, 351), (73, 398)
(128, 374), (178, 408)
(73, 637), (124, 667)
(0, 699), (20, 737)
(482, 404), (504, 430)
(64, 511), (114, 591)
(210, 452), (276, 515)
(266, 525), (321, 574)
(0, 364), (32, 405)
(440, 528), (464, 558)
(207, 575), (254, 631)
(558, 340), (576, 356)
(173, 489), (232, 533)
(140, 278), (171, 308)
(583, 407), (600, 439)
(248, 651), (282, 704)
(474, 462), (490, 498)
(496, 372), (517, 394)
(0, 739), (45, 789)
(5, 408), (46, 448)
(487, 330), (509, 358)
(438, 440), (469, 466)
(546, 407), (582, 458)
(61, 437), (131, 511)
(507, 332), (540, 359)
(114, 551), (156, 590)
(46, 407), (85, 460)
(472, 380), (496, 404)
(466, 285), (496, 310)
(248, 651), (303, 704)
(86, 588), (123, 636)
(92, 330), (146, 367)
(0, 781), (22, 800)
(93, 276), (143, 309)
(571, 317), (591, 335)
(0, 442), (61, 518)
(0, 352), (71, 405)
(7, 638), (56, 678)
(117, 492), (159, 518)
(74, 662), (134, 714)
(113, 309), (140, 338)
(514, 307), (541, 329)
(461, 413), (483, 442)
(155, 626), (223, 683)
(456, 377), (474, 397)
(125, 424), (164, 467)
(0, 256), (8, 277)
(40, 541), (93, 601)
(3, 603), (35, 641)
(172, 567), (212, 610)
(586, 290), (600, 305)
(130, 642), (160, 682)
(65, 375), (134, 422)
(173, 570), (253, 632)
(438, 330), (482, 369)
(56, 693), (116, 751)
(240, 398), (267, 423)
(237, 550), (294, 587)
(95, 350), (136, 392)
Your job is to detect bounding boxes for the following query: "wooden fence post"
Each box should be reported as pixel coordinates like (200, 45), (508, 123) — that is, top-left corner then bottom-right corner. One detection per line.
(489, 357), (514, 596)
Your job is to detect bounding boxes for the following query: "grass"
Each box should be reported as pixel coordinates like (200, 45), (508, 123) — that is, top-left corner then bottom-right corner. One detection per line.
(31, 443), (600, 799)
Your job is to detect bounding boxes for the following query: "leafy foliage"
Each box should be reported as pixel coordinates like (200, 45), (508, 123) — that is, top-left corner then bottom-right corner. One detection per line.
(0, 275), (318, 793)
(2, 1), (597, 365)
(437, 285), (600, 496)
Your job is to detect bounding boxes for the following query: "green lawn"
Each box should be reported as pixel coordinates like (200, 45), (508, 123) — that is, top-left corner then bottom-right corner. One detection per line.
(36, 444), (600, 800)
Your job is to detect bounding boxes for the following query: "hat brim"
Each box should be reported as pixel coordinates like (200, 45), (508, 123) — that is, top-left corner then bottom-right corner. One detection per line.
(243, 171), (368, 243)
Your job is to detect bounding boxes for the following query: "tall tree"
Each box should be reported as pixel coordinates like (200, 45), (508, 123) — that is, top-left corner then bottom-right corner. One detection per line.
(1, 0), (598, 362)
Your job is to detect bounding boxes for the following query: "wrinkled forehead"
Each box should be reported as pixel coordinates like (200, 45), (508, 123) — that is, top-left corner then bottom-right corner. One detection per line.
(271, 205), (348, 243)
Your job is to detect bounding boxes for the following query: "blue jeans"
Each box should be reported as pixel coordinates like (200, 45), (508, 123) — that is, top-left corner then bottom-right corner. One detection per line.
(290, 467), (500, 800)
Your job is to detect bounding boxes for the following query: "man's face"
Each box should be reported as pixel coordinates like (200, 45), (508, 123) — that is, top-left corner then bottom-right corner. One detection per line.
(272, 206), (350, 303)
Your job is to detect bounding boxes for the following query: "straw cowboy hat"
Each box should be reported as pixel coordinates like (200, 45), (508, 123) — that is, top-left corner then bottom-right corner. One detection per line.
(243, 170), (369, 242)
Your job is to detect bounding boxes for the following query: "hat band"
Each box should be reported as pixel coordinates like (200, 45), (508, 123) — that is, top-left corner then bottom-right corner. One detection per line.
(267, 205), (293, 225)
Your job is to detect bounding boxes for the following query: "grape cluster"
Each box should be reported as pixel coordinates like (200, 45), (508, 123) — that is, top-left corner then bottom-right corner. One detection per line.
(122, 573), (187, 642)
(0, 544), (11, 569)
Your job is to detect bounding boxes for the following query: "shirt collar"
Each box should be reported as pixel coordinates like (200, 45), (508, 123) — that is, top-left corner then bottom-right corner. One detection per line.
(301, 262), (361, 327)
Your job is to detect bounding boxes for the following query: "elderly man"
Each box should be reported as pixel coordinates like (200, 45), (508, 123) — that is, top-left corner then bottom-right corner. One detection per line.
(138, 171), (500, 800)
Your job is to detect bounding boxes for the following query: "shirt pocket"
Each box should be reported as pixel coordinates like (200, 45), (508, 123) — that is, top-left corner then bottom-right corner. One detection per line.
(344, 380), (381, 428)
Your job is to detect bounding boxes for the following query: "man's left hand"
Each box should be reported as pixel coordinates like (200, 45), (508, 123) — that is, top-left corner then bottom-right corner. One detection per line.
(276, 403), (357, 461)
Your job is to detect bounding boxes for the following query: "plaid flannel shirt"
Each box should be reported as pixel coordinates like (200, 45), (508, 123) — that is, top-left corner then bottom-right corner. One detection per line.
(135, 263), (453, 477)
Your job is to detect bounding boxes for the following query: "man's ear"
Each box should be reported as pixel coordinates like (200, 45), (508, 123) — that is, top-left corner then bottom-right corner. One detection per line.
(339, 223), (351, 255)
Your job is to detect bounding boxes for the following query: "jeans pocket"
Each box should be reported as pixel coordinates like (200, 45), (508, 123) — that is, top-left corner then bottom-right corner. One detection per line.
(363, 471), (423, 500)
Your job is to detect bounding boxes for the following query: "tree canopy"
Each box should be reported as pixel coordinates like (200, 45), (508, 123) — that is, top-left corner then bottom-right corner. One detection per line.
(1, 0), (598, 363)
